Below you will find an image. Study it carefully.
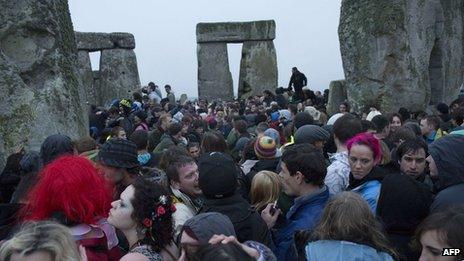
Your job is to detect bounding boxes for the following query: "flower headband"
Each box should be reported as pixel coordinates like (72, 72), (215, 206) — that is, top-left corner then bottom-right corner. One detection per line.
(142, 195), (176, 228)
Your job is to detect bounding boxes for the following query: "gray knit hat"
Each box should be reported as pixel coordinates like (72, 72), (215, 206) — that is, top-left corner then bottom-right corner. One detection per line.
(182, 212), (236, 244)
(294, 125), (330, 145)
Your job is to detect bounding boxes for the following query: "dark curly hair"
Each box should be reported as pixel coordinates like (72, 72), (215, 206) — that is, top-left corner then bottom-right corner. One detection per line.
(131, 177), (174, 252)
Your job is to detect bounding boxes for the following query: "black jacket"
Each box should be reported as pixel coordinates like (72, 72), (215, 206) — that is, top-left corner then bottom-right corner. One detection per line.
(288, 72), (307, 91)
(200, 193), (272, 247)
(245, 158), (280, 194)
(377, 173), (433, 260)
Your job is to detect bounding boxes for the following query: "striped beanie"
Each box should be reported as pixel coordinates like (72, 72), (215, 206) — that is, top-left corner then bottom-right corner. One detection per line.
(254, 136), (277, 159)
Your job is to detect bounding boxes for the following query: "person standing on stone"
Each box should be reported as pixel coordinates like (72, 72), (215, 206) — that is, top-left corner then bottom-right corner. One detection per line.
(287, 67), (307, 102)
(165, 85), (176, 106)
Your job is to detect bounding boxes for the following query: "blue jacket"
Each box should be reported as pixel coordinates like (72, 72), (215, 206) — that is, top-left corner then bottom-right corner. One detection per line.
(306, 240), (394, 261)
(274, 186), (330, 261)
(351, 180), (381, 213)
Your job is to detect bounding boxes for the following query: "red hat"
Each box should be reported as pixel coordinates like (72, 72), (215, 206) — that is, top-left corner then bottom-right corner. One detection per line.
(254, 136), (277, 159)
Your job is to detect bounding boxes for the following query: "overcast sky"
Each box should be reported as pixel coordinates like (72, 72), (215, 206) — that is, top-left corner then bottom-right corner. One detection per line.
(69, 0), (344, 98)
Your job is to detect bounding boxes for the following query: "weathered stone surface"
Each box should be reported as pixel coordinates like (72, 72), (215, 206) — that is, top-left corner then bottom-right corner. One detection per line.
(77, 51), (95, 105)
(197, 43), (234, 101)
(197, 20), (275, 43)
(339, 0), (464, 113)
(75, 32), (135, 51)
(0, 0), (88, 169)
(238, 40), (278, 99)
(99, 49), (141, 106)
(92, 70), (102, 104)
(327, 80), (348, 116)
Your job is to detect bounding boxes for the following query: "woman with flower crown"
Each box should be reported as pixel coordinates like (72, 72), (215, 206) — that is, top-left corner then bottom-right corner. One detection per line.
(108, 176), (178, 260)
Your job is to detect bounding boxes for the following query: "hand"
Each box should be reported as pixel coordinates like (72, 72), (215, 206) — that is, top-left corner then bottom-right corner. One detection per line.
(209, 235), (259, 259)
(79, 245), (88, 261)
(261, 203), (281, 229)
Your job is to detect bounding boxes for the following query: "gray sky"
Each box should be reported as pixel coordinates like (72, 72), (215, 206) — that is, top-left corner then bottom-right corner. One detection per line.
(69, 0), (344, 98)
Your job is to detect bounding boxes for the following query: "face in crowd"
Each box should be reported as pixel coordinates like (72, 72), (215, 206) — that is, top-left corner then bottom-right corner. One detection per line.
(108, 185), (137, 231)
(172, 162), (202, 197)
(97, 162), (125, 184)
(188, 146), (200, 159)
(349, 144), (376, 180)
(390, 116), (402, 133)
(279, 162), (301, 197)
(420, 119), (433, 136)
(399, 148), (427, 178)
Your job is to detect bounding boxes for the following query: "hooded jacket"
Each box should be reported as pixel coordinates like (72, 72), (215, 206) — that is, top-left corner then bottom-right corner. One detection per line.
(428, 135), (464, 212)
(306, 240), (393, 261)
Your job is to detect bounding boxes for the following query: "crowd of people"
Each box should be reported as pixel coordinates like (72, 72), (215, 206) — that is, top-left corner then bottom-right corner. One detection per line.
(1, 76), (464, 261)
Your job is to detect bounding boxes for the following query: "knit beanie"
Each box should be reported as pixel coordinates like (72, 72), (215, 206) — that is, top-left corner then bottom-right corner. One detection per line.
(254, 136), (277, 159)
(294, 125), (330, 145)
(97, 138), (139, 168)
(182, 212), (236, 244)
(198, 152), (237, 199)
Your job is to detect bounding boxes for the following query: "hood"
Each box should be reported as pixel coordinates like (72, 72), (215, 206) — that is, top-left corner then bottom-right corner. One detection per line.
(429, 135), (464, 191)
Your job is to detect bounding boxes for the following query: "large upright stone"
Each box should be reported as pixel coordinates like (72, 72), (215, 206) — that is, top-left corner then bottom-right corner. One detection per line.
(77, 51), (95, 105)
(238, 40), (278, 99)
(99, 49), (141, 105)
(327, 80), (348, 116)
(197, 20), (275, 43)
(339, 0), (464, 113)
(197, 43), (233, 101)
(0, 0), (88, 169)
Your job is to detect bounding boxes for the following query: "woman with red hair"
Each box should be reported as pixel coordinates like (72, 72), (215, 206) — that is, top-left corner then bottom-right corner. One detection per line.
(21, 155), (121, 260)
(346, 132), (384, 213)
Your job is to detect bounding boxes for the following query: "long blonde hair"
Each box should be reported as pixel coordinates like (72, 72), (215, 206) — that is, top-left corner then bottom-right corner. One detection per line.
(311, 192), (397, 258)
(250, 170), (281, 211)
(0, 221), (81, 261)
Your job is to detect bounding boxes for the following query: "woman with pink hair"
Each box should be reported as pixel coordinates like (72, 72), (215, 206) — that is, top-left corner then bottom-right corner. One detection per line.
(346, 132), (384, 213)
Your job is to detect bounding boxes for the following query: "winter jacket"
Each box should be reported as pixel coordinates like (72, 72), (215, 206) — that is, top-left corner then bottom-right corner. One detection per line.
(244, 158), (280, 194)
(305, 240), (394, 261)
(350, 180), (381, 213)
(273, 186), (330, 261)
(170, 187), (202, 238)
(148, 127), (165, 152)
(154, 133), (177, 152)
(200, 193), (272, 248)
(428, 135), (464, 212)
(347, 168), (386, 213)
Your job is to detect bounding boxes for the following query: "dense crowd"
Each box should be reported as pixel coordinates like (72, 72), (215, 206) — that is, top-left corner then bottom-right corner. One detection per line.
(1, 75), (464, 261)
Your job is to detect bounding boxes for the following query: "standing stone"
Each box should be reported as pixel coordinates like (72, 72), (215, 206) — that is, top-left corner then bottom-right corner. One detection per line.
(92, 70), (102, 105)
(327, 80), (348, 116)
(99, 49), (141, 106)
(197, 43), (233, 101)
(339, 0), (464, 113)
(239, 40), (278, 99)
(0, 0), (88, 170)
(77, 51), (95, 105)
